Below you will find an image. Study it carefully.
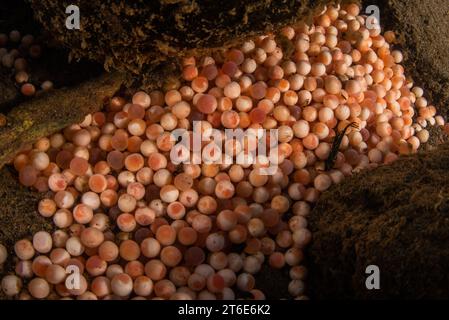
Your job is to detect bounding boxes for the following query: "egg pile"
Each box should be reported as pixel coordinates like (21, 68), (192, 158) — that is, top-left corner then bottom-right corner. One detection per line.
(0, 3), (444, 300)
(0, 30), (52, 97)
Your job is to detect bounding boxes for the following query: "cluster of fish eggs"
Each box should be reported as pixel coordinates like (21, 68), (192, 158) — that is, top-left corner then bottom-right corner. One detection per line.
(0, 3), (444, 300)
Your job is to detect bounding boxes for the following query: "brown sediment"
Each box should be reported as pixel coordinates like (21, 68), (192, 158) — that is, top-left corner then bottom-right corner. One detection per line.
(0, 72), (125, 169)
(422, 125), (448, 151)
(254, 264), (290, 299)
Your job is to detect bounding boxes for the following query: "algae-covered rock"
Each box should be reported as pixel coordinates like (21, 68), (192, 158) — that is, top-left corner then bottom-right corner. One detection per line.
(29, 0), (337, 88)
(0, 72), (125, 169)
(308, 141), (449, 299)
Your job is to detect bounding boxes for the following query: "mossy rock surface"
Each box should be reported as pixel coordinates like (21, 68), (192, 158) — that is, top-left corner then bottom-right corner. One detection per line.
(0, 72), (125, 168)
(308, 141), (449, 299)
(29, 0), (343, 89)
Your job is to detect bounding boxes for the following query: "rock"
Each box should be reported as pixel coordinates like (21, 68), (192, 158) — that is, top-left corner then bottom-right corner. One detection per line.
(0, 72), (125, 168)
(308, 142), (449, 299)
(29, 0), (336, 88)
